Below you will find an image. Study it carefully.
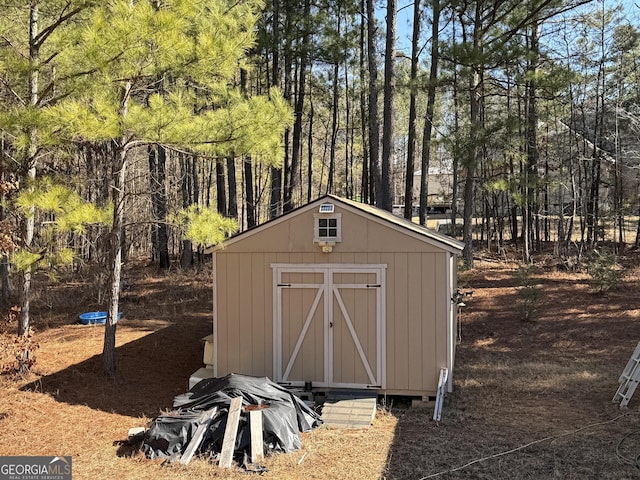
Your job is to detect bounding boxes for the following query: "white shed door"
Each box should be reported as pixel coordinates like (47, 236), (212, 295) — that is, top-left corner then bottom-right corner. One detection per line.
(273, 265), (385, 390)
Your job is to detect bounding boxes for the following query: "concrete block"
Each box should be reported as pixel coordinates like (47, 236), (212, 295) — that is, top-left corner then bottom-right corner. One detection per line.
(189, 366), (215, 390)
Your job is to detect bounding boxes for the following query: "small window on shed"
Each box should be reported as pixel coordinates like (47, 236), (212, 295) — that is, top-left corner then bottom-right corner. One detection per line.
(314, 212), (342, 243)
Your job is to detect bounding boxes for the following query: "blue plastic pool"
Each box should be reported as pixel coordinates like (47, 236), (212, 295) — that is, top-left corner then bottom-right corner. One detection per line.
(79, 311), (122, 325)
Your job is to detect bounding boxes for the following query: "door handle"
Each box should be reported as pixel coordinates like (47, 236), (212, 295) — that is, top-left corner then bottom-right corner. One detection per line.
(329, 322), (333, 328)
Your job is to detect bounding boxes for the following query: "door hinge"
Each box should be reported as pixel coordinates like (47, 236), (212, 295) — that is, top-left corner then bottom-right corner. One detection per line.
(278, 283), (292, 287)
(366, 284), (381, 288)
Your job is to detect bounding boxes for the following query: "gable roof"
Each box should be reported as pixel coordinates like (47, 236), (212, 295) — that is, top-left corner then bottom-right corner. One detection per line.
(208, 194), (465, 254)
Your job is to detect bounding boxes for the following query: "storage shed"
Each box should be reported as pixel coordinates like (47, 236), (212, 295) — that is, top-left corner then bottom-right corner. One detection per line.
(209, 195), (464, 398)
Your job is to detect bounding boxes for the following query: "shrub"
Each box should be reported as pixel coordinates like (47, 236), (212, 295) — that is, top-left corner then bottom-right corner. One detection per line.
(588, 247), (622, 292)
(515, 265), (540, 321)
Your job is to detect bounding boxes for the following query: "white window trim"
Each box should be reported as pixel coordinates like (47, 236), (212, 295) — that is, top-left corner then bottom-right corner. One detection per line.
(313, 212), (342, 243)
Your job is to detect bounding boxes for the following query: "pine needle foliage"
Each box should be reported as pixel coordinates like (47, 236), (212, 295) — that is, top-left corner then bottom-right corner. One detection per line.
(171, 205), (238, 248)
(588, 247), (623, 293)
(12, 177), (111, 275)
(37, 0), (290, 165)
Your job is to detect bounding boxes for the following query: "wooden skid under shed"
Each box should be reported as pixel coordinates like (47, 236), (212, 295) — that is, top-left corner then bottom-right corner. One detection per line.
(321, 391), (377, 429)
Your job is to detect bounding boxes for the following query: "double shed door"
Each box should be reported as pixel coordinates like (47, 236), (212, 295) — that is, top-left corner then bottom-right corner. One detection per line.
(273, 264), (386, 390)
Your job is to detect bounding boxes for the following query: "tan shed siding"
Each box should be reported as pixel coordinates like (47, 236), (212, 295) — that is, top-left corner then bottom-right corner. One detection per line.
(263, 253), (278, 377)
(389, 253), (410, 390)
(218, 253), (238, 374)
(288, 252), (304, 264)
(250, 253), (268, 376)
(406, 253), (421, 391)
(407, 252), (426, 391)
(234, 218), (294, 252)
(213, 253), (224, 374)
(288, 212), (315, 251)
(215, 253), (227, 374)
(221, 205), (446, 255)
(214, 198), (461, 396)
(382, 251), (443, 394)
(302, 252), (316, 263)
(216, 252), (274, 378)
(339, 208), (368, 250)
(363, 218), (444, 254)
(230, 253), (245, 372)
(366, 252), (382, 264)
(238, 253), (252, 373)
(422, 253), (439, 391)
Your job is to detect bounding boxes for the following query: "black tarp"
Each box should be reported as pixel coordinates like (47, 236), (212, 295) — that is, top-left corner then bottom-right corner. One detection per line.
(142, 373), (321, 461)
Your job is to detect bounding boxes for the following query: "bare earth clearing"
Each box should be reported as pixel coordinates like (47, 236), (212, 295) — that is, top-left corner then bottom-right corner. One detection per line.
(1, 256), (640, 479)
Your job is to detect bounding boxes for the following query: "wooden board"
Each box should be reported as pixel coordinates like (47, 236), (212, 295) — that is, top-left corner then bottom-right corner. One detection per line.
(321, 391), (377, 429)
(179, 407), (218, 465)
(219, 396), (243, 468)
(249, 409), (264, 463)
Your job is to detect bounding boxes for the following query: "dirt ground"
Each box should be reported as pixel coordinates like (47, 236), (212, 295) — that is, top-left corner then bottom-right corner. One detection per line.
(1, 254), (640, 479)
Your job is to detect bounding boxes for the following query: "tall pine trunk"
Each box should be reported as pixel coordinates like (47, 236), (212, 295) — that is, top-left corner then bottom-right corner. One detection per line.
(366, 0), (380, 205)
(149, 145), (170, 269)
(227, 156), (237, 219)
(328, 53), (339, 194)
(269, 0), (282, 219)
(244, 157), (256, 228)
(103, 80), (132, 375)
(404, 0), (422, 220)
(461, 3), (484, 269)
(239, 68), (256, 228)
(284, 0), (310, 212)
(380, 0), (397, 211)
(307, 81), (315, 203)
(18, 1), (39, 372)
(359, 1), (370, 203)
(419, 0), (440, 226)
(524, 18), (539, 262)
(179, 154), (195, 269)
(102, 139), (127, 376)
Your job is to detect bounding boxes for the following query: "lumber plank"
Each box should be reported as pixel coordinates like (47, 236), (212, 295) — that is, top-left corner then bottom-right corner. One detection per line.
(321, 391), (377, 429)
(249, 409), (264, 463)
(179, 407), (218, 465)
(219, 396), (243, 468)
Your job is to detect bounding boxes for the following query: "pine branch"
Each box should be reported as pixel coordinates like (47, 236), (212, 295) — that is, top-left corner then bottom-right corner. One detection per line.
(0, 76), (26, 106)
(34, 1), (93, 49)
(0, 33), (27, 60)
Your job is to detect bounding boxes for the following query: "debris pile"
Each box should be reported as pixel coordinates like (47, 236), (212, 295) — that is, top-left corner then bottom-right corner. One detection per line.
(141, 373), (321, 468)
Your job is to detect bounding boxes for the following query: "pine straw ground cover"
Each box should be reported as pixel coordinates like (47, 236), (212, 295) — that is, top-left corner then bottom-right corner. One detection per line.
(1, 257), (640, 479)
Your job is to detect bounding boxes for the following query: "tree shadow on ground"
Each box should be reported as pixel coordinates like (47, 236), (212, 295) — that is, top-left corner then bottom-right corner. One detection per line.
(21, 316), (210, 418)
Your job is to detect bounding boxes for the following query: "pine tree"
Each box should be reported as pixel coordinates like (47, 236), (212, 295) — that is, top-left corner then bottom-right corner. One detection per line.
(0, 0), (96, 367)
(39, 0), (292, 375)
